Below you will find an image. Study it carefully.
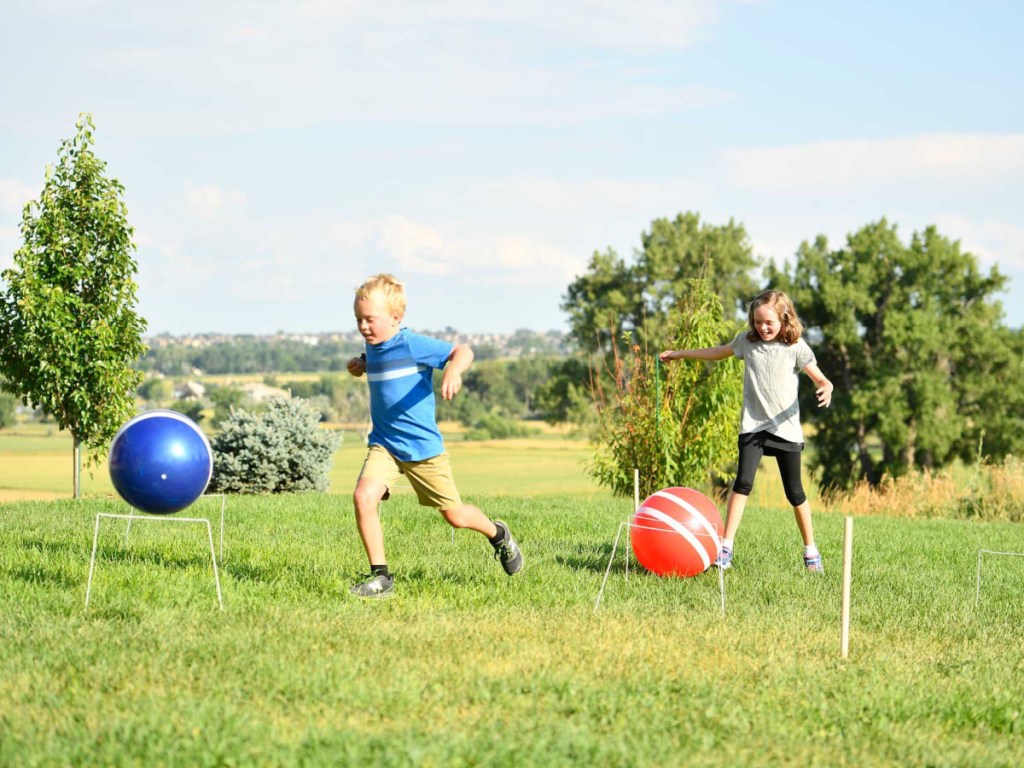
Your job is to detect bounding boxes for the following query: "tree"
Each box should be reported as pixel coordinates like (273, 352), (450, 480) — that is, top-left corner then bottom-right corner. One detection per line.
(768, 219), (1013, 492)
(0, 378), (16, 429)
(209, 385), (246, 425)
(535, 357), (598, 429)
(562, 212), (760, 356)
(588, 276), (743, 500)
(0, 114), (146, 495)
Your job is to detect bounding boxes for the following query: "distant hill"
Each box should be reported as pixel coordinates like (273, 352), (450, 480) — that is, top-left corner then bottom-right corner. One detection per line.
(139, 329), (571, 375)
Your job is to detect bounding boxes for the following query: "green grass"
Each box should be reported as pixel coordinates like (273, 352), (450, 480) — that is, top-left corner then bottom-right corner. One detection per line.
(1, 493), (1023, 766)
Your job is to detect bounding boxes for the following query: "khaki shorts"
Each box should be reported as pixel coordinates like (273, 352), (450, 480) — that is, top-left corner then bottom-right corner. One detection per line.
(358, 444), (463, 510)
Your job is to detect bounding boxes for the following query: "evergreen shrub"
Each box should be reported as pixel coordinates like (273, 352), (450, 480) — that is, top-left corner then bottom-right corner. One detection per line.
(209, 397), (342, 494)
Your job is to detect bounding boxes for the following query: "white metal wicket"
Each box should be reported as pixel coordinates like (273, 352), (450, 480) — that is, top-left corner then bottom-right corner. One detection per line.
(85, 512), (224, 611)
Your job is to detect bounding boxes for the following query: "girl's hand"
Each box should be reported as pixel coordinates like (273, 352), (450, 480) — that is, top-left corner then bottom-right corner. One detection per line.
(658, 350), (678, 362)
(816, 380), (834, 408)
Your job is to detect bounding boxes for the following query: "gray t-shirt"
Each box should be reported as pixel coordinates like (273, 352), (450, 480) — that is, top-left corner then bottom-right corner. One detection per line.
(731, 332), (816, 443)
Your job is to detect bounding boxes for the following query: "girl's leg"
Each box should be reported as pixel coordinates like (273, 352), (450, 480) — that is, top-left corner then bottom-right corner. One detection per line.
(726, 438), (763, 542)
(793, 500), (815, 547)
(775, 451), (815, 546)
(723, 490), (749, 542)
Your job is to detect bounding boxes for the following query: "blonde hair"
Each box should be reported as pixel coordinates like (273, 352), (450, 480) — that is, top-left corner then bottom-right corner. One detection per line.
(355, 273), (406, 316)
(746, 289), (804, 345)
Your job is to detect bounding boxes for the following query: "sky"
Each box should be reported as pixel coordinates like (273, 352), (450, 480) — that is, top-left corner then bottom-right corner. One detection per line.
(1, 0), (1021, 335)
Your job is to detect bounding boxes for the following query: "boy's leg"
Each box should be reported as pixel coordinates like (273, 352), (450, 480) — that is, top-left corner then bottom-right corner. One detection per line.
(404, 453), (522, 575)
(440, 504), (497, 537)
(441, 504), (523, 575)
(352, 446), (404, 567)
(353, 476), (390, 565)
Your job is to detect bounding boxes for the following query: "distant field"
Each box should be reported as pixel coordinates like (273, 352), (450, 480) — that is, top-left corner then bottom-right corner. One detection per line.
(0, 419), (823, 512)
(0, 422), (608, 502)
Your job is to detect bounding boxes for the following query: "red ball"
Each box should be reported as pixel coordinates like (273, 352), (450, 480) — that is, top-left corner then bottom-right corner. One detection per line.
(631, 487), (724, 577)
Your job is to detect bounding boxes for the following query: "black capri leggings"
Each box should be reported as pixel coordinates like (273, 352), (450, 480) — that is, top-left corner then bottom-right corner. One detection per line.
(731, 435), (807, 507)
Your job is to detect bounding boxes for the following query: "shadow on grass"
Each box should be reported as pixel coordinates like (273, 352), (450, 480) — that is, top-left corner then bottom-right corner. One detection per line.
(89, 543), (215, 571)
(6, 563), (81, 589)
(553, 541), (618, 573)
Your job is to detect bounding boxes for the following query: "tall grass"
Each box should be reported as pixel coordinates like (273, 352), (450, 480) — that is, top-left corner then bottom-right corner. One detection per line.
(1, 493), (1022, 766)
(829, 456), (1024, 522)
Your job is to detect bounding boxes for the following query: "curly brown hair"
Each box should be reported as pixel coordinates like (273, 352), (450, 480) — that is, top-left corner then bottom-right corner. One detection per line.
(745, 290), (804, 345)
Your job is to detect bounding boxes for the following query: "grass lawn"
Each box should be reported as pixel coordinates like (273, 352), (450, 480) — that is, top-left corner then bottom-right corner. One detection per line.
(1, 491), (1022, 766)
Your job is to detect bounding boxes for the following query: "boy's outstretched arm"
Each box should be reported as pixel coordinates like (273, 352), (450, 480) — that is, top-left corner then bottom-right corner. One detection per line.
(659, 344), (734, 362)
(441, 344), (474, 401)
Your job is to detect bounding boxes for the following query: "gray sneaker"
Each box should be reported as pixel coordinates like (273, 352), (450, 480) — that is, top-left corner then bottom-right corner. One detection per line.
(350, 572), (395, 599)
(491, 520), (523, 575)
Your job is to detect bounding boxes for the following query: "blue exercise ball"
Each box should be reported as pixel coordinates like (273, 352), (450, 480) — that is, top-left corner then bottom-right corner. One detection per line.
(109, 410), (213, 515)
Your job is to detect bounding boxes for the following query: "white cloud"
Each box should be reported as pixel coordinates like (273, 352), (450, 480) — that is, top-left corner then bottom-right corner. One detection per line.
(725, 134), (1024, 190)
(327, 214), (583, 283)
(223, 24), (271, 43)
(291, 0), (728, 52)
(0, 179), (35, 216)
(486, 176), (702, 213)
(931, 214), (1024, 271)
(186, 185), (247, 218)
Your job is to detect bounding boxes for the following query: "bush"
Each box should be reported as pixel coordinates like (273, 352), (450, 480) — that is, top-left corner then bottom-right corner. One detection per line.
(588, 275), (743, 500)
(0, 391), (16, 429)
(463, 413), (537, 441)
(209, 397), (342, 494)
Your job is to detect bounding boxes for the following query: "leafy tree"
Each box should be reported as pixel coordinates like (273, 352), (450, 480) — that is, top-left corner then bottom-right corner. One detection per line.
(563, 212), (759, 356)
(209, 385), (245, 425)
(137, 376), (172, 404)
(589, 277), (743, 499)
(0, 114), (146, 495)
(0, 378), (16, 429)
(535, 357), (598, 429)
(768, 219), (1013, 492)
(171, 399), (205, 424)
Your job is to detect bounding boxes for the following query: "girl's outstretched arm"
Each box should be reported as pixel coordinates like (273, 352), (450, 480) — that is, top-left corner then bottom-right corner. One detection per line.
(659, 344), (734, 362)
(803, 362), (833, 408)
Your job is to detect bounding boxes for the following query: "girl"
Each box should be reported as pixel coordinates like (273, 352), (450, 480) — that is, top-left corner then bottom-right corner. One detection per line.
(659, 290), (833, 572)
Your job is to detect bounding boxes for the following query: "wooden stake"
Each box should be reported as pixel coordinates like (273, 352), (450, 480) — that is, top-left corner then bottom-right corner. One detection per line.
(633, 468), (640, 512)
(840, 516), (853, 659)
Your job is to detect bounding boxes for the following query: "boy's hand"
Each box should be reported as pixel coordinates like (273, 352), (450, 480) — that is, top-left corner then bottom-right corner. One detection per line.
(440, 370), (462, 401)
(347, 356), (366, 377)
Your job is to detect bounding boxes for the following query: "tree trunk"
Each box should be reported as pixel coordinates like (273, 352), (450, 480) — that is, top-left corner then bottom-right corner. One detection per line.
(73, 435), (81, 499)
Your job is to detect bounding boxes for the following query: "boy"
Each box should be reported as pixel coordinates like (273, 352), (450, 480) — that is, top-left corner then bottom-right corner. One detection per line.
(345, 273), (523, 598)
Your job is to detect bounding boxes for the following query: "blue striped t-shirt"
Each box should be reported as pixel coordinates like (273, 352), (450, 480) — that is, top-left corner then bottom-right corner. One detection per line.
(364, 328), (454, 462)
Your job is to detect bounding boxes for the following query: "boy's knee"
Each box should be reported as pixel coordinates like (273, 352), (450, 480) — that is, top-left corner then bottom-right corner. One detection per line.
(440, 505), (467, 528)
(353, 484), (384, 511)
